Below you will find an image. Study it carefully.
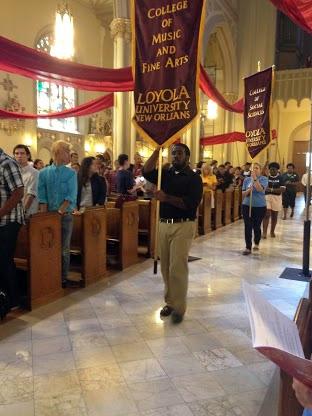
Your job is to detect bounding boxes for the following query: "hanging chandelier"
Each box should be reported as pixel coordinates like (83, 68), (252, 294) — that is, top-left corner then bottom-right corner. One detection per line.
(51, 2), (74, 60)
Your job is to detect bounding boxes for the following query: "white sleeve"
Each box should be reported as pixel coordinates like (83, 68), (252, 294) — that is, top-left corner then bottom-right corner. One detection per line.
(27, 169), (39, 197)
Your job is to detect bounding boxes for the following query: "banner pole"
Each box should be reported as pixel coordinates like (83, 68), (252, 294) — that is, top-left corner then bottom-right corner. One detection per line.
(153, 147), (163, 275)
(303, 89), (312, 279)
(249, 163), (254, 218)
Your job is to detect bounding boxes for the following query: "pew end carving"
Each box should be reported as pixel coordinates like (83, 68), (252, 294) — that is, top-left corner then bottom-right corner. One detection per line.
(14, 212), (63, 310)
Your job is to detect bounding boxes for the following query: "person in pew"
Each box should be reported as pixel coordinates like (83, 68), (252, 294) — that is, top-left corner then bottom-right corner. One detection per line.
(241, 163), (268, 255)
(133, 153), (144, 178)
(77, 157), (107, 210)
(233, 167), (244, 187)
(104, 160), (118, 195)
(33, 159), (44, 170)
(201, 163), (217, 208)
(262, 162), (286, 239)
(0, 148), (25, 311)
(143, 144), (203, 324)
(66, 151), (79, 170)
(292, 379), (312, 415)
(38, 140), (79, 288)
(13, 144), (39, 218)
(242, 162), (252, 177)
(116, 154), (137, 195)
(216, 164), (233, 192)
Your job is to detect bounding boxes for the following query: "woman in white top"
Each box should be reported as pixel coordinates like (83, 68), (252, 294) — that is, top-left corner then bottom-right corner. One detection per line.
(77, 157), (107, 210)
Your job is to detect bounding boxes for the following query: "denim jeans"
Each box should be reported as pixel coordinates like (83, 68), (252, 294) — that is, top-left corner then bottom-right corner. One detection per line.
(303, 409), (312, 416)
(61, 214), (73, 281)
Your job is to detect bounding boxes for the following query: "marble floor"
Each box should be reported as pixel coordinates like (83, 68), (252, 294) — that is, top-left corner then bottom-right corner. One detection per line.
(0, 201), (309, 416)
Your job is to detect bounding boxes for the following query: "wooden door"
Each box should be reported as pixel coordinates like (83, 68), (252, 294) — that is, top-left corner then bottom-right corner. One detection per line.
(293, 141), (308, 178)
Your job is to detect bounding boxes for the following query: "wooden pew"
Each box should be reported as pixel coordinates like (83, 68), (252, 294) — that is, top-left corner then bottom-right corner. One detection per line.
(278, 297), (312, 416)
(198, 191), (212, 235)
(232, 187), (241, 222)
(213, 190), (223, 230)
(106, 201), (139, 269)
(223, 188), (233, 226)
(138, 199), (157, 257)
(14, 212), (63, 310)
(71, 207), (107, 286)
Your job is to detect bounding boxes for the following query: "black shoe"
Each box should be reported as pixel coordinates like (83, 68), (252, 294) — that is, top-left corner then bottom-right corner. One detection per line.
(171, 311), (183, 324)
(242, 249), (251, 256)
(160, 305), (173, 317)
(62, 279), (81, 288)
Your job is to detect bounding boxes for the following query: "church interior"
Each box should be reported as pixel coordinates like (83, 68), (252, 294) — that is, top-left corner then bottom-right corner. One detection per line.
(0, 1), (312, 415)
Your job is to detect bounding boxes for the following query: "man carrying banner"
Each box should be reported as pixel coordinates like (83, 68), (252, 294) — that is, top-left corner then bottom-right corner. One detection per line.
(143, 144), (203, 324)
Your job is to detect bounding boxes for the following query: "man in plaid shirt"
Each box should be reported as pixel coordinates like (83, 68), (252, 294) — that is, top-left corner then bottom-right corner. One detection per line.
(0, 148), (24, 308)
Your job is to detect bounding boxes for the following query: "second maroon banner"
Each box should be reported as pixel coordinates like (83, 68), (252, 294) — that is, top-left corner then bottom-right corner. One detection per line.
(131, 0), (206, 147)
(244, 67), (273, 159)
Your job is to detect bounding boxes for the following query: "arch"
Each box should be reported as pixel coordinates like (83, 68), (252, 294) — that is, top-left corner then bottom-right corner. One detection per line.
(202, 13), (238, 94)
(290, 121), (311, 142)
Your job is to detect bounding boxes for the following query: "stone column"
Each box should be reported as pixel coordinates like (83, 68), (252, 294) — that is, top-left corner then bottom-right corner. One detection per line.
(182, 118), (200, 168)
(223, 92), (238, 164)
(110, 18), (132, 160)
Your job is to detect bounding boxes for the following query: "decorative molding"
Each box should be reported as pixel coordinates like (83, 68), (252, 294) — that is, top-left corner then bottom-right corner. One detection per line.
(89, 108), (112, 135)
(110, 17), (131, 41)
(0, 74), (25, 136)
(37, 128), (85, 160)
(274, 68), (312, 106)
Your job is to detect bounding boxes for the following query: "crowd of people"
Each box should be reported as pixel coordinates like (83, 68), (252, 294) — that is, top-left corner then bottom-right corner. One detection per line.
(1, 141), (312, 412)
(1, 141), (309, 310)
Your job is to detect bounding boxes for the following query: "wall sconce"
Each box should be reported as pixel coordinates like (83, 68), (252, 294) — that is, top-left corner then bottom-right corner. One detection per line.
(84, 141), (91, 153)
(24, 134), (33, 148)
(203, 148), (213, 159)
(207, 99), (218, 120)
(94, 143), (105, 154)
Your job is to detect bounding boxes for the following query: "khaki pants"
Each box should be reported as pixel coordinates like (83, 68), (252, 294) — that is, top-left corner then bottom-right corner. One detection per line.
(158, 221), (196, 315)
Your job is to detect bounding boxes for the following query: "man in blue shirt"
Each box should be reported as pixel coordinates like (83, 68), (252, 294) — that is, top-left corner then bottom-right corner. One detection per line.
(116, 154), (136, 195)
(38, 141), (78, 287)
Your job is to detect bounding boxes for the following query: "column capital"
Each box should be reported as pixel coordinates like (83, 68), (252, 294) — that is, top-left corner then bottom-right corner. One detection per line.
(223, 92), (238, 104)
(110, 18), (131, 41)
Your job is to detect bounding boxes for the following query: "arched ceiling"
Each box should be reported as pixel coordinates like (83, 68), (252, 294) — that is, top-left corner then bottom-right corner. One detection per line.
(75, 0), (114, 24)
(75, 0), (130, 22)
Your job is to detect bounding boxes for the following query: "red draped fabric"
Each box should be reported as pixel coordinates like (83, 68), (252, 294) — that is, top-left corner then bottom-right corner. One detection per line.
(269, 0), (312, 34)
(199, 67), (244, 113)
(0, 35), (244, 118)
(0, 36), (134, 92)
(200, 132), (246, 146)
(0, 93), (114, 119)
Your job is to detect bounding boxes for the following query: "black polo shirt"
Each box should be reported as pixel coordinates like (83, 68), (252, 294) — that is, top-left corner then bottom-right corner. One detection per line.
(265, 174), (284, 195)
(143, 166), (203, 220)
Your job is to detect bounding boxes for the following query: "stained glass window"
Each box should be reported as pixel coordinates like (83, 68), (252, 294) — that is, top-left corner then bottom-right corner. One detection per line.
(36, 34), (77, 132)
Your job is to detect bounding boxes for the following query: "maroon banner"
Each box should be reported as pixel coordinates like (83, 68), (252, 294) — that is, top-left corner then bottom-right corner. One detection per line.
(244, 67), (273, 159)
(131, 0), (206, 147)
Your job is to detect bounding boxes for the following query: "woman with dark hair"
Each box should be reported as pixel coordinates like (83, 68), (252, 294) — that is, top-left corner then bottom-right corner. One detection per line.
(33, 159), (44, 170)
(77, 157), (107, 209)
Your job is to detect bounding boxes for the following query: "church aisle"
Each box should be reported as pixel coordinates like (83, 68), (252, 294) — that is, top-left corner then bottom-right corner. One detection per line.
(0, 205), (308, 416)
